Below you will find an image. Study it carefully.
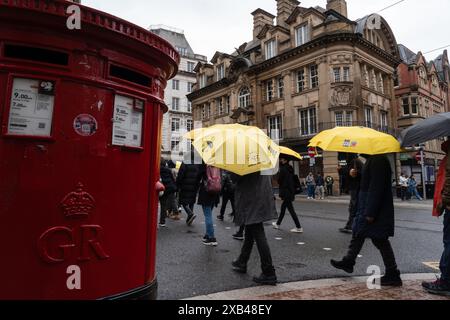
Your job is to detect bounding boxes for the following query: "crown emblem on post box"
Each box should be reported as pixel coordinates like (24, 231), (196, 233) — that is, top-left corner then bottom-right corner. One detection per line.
(60, 183), (95, 218)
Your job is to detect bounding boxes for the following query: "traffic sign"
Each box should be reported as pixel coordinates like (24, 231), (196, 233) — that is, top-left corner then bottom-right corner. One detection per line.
(308, 147), (317, 158)
(415, 152), (424, 162)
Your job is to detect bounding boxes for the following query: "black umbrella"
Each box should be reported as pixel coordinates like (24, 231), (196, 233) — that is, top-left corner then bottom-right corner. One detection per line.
(400, 112), (450, 147)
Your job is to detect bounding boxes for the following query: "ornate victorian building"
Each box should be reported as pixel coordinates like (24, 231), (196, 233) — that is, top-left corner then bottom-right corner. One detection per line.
(188, 0), (401, 189)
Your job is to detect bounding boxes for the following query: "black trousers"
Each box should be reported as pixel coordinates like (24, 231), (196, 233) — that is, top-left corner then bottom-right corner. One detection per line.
(344, 189), (359, 229)
(326, 185), (333, 196)
(277, 199), (301, 228)
(344, 236), (398, 271)
(220, 192), (235, 217)
(182, 203), (194, 217)
(236, 223), (276, 276)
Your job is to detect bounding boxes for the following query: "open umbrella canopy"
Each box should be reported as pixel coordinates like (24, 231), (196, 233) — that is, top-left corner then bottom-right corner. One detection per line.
(187, 124), (280, 176)
(400, 112), (450, 147)
(309, 126), (402, 155)
(279, 146), (303, 160)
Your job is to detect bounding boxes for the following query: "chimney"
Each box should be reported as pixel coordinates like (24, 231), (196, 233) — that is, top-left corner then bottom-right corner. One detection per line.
(276, 0), (300, 28)
(251, 9), (275, 40)
(326, 0), (348, 18)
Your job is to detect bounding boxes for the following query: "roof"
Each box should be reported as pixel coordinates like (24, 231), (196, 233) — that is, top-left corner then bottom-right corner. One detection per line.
(150, 27), (195, 56)
(398, 44), (417, 64)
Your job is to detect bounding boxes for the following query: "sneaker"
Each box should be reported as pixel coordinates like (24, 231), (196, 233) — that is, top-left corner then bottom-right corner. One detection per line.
(203, 237), (218, 246)
(217, 215), (224, 221)
(339, 227), (353, 234)
(232, 233), (244, 241)
(272, 222), (280, 230)
(231, 260), (247, 274)
(186, 214), (197, 226)
(422, 279), (450, 296)
(158, 223), (166, 228)
(290, 228), (304, 233)
(253, 274), (277, 286)
(330, 259), (354, 274)
(202, 235), (208, 242)
(380, 269), (403, 287)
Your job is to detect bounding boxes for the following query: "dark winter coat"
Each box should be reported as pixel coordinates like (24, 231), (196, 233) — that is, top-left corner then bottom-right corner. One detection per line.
(278, 163), (296, 202)
(160, 166), (177, 195)
(347, 157), (364, 191)
(222, 171), (238, 195)
(234, 173), (277, 226)
(352, 155), (395, 239)
(176, 163), (202, 205)
(197, 165), (220, 207)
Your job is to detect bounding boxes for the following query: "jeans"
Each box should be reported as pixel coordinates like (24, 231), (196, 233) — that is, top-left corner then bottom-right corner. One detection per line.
(220, 192), (235, 217)
(236, 223), (275, 276)
(277, 200), (301, 228)
(440, 210), (450, 282)
(344, 236), (398, 271)
(344, 189), (359, 229)
(202, 206), (215, 238)
(409, 187), (423, 200)
(307, 185), (315, 198)
(316, 186), (325, 199)
(182, 203), (194, 217)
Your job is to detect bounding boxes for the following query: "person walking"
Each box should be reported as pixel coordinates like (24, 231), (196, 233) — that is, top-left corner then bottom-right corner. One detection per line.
(315, 174), (325, 200)
(159, 159), (178, 227)
(325, 175), (334, 196)
(331, 154), (403, 287)
(198, 164), (221, 246)
(340, 156), (364, 234)
(408, 175), (423, 201)
(399, 173), (408, 201)
(423, 140), (450, 296)
(217, 170), (237, 221)
(272, 157), (303, 233)
(176, 162), (202, 226)
(232, 172), (278, 285)
(306, 172), (316, 200)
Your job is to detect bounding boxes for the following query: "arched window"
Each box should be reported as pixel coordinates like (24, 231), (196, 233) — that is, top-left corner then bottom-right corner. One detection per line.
(238, 87), (251, 108)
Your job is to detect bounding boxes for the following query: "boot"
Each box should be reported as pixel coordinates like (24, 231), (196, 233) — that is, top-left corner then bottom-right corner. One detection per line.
(330, 259), (354, 274)
(380, 269), (403, 287)
(253, 273), (277, 286)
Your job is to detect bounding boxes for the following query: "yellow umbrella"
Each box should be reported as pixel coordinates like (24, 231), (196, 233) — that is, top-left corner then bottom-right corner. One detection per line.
(189, 124), (280, 176)
(308, 126), (402, 155)
(279, 146), (303, 160)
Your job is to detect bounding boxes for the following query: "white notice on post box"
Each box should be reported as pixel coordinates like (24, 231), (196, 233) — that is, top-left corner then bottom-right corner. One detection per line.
(8, 78), (55, 137)
(112, 95), (143, 148)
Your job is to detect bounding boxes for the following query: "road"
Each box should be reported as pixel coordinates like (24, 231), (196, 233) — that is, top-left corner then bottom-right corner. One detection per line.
(156, 197), (443, 300)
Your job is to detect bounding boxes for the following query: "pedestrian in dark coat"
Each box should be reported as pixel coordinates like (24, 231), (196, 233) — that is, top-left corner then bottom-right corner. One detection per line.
(331, 154), (402, 287)
(232, 173), (278, 286)
(272, 158), (303, 232)
(340, 156), (364, 233)
(217, 170), (238, 221)
(159, 159), (177, 226)
(176, 163), (202, 226)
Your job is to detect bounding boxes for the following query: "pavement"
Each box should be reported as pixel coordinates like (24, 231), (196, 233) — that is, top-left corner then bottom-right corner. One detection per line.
(186, 273), (450, 300)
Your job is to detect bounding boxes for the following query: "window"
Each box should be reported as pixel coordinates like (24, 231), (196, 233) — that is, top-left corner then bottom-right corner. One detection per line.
(343, 67), (350, 82)
(201, 104), (210, 119)
(411, 97), (418, 114)
(172, 79), (180, 90)
(217, 97), (224, 115)
(225, 95), (231, 114)
(345, 111), (353, 126)
(171, 138), (180, 152)
(268, 115), (283, 140)
(172, 98), (180, 111)
(333, 68), (341, 83)
(265, 39), (277, 60)
(297, 69), (306, 92)
(295, 25), (309, 47)
(187, 62), (196, 73)
(176, 47), (187, 56)
(239, 87), (251, 108)
(199, 74), (207, 88)
(380, 111), (388, 132)
(266, 80), (274, 102)
(186, 119), (193, 132)
(310, 65), (318, 89)
(335, 112), (344, 126)
(171, 118), (180, 132)
(278, 77), (284, 99)
(402, 98), (410, 115)
(187, 101), (192, 113)
(364, 107), (373, 128)
(217, 64), (225, 81)
(187, 82), (194, 93)
(299, 108), (317, 136)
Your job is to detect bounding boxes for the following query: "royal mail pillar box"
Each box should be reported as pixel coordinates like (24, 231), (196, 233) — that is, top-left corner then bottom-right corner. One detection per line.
(0, 0), (179, 299)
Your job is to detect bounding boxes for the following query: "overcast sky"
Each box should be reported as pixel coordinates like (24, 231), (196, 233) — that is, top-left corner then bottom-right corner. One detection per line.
(83, 0), (449, 62)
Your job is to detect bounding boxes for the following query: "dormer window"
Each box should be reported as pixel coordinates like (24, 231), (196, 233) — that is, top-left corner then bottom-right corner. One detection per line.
(265, 39), (277, 60)
(295, 24), (310, 47)
(199, 74), (207, 89)
(217, 64), (225, 81)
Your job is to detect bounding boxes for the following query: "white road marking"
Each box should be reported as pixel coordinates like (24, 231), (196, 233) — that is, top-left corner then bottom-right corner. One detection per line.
(297, 242), (306, 245)
(275, 238), (283, 241)
(323, 248), (332, 251)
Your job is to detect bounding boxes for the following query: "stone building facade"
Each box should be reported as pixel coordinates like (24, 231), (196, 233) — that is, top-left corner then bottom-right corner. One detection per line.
(150, 26), (207, 162)
(395, 46), (449, 192)
(188, 0), (401, 191)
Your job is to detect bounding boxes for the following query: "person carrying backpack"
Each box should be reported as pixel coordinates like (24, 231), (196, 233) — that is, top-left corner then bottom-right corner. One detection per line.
(218, 170), (238, 221)
(198, 164), (221, 246)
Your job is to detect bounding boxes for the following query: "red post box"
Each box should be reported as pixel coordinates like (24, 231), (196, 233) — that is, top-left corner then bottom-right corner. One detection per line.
(0, 0), (179, 299)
